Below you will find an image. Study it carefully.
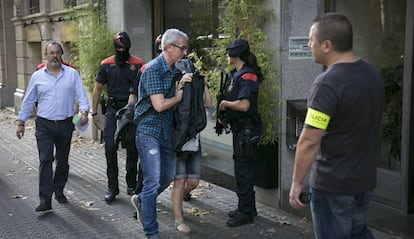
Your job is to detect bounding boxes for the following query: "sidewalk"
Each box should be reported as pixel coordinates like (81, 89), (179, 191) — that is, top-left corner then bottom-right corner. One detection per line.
(0, 109), (314, 239)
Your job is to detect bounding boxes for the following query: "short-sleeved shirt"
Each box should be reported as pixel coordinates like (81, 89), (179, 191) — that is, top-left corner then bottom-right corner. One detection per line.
(96, 55), (144, 101)
(129, 64), (146, 95)
(134, 54), (176, 140)
(223, 65), (259, 121)
(306, 59), (384, 193)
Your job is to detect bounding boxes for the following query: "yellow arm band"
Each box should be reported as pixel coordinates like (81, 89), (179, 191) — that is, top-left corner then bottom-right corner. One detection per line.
(304, 108), (330, 130)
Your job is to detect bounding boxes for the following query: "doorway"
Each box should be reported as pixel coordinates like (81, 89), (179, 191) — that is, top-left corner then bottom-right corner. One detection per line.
(329, 0), (413, 212)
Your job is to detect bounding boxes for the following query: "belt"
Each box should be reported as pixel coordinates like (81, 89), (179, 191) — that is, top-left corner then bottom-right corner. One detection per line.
(107, 97), (128, 104)
(38, 116), (73, 123)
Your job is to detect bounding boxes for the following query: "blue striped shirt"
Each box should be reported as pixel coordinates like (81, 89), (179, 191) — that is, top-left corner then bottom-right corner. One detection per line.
(134, 54), (176, 140)
(18, 64), (89, 121)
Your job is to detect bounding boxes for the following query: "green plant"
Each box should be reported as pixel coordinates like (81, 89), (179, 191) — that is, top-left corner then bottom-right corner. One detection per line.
(67, 1), (114, 93)
(381, 65), (403, 160)
(208, 0), (280, 144)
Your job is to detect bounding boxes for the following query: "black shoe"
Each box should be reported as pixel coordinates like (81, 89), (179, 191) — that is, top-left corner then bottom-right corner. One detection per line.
(228, 209), (257, 218)
(35, 202), (52, 212)
(183, 193), (191, 201)
(127, 187), (135, 196)
(226, 211), (253, 227)
(55, 194), (68, 203)
(104, 191), (119, 202)
(227, 209), (238, 217)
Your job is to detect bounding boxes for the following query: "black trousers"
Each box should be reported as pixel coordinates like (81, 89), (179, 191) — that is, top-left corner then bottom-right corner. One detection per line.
(232, 130), (257, 215)
(35, 117), (74, 203)
(104, 106), (138, 192)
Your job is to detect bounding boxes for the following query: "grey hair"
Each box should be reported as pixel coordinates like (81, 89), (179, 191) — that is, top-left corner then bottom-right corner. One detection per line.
(44, 41), (64, 54)
(161, 28), (188, 51)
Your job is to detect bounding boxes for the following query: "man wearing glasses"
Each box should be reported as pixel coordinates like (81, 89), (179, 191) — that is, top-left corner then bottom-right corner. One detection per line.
(16, 41), (89, 212)
(131, 28), (191, 239)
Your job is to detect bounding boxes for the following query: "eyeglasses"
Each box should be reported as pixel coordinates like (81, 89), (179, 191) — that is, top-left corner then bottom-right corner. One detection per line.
(47, 51), (62, 56)
(171, 44), (188, 52)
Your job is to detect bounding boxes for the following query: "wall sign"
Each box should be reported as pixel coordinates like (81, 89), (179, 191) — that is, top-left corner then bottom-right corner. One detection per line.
(288, 37), (312, 59)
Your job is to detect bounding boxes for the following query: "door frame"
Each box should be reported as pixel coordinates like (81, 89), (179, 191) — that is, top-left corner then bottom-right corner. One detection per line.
(373, 0), (414, 212)
(400, 0), (414, 212)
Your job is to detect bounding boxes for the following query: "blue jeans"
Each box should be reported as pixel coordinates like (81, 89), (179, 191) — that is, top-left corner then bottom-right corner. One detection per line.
(135, 131), (176, 236)
(310, 187), (375, 239)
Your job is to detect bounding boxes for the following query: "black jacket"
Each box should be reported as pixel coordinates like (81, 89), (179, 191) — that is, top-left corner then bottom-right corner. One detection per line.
(172, 60), (207, 152)
(114, 104), (136, 149)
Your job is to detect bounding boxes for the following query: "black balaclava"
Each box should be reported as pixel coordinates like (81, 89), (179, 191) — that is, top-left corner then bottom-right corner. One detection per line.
(114, 32), (131, 64)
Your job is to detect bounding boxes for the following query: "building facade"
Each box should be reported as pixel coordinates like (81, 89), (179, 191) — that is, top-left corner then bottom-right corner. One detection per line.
(1, 0), (413, 236)
(0, 0), (17, 108)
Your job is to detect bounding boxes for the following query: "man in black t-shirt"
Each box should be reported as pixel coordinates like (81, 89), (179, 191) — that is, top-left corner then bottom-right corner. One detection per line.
(289, 13), (384, 239)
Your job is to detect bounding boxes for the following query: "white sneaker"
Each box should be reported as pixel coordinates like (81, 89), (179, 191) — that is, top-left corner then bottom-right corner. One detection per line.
(130, 194), (142, 224)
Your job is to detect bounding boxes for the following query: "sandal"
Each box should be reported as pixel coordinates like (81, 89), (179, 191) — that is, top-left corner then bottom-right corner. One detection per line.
(175, 221), (191, 233)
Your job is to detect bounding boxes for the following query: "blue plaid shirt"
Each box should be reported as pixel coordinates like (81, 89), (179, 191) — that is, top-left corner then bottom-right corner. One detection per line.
(134, 54), (176, 140)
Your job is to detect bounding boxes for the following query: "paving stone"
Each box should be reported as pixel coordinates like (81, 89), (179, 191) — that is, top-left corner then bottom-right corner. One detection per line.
(0, 109), (314, 239)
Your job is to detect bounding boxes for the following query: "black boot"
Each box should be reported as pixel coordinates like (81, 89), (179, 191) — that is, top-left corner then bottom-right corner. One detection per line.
(36, 201), (52, 212)
(127, 187), (135, 195)
(104, 190), (119, 203)
(55, 194), (68, 203)
(226, 211), (253, 227)
(228, 209), (257, 217)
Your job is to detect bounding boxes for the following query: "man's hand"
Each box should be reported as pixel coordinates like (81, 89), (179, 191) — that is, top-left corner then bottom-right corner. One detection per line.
(289, 182), (306, 209)
(16, 120), (25, 139)
(93, 114), (102, 130)
(177, 73), (193, 90)
(80, 114), (89, 126)
(174, 73), (193, 102)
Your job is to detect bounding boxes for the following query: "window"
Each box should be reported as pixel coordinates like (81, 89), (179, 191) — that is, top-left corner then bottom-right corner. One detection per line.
(64, 0), (77, 7)
(164, 0), (225, 66)
(162, 0), (231, 148)
(29, 0), (39, 14)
